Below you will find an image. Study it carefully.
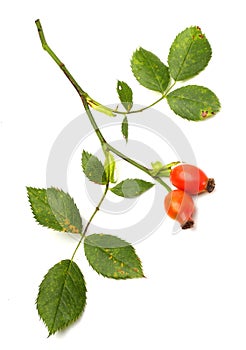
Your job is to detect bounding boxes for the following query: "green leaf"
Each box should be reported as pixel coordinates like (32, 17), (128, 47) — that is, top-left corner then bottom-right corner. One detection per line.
(27, 187), (82, 233)
(168, 26), (212, 81)
(82, 150), (107, 185)
(150, 161), (180, 177)
(104, 152), (116, 183)
(117, 81), (133, 112)
(166, 85), (221, 121)
(37, 260), (87, 336)
(110, 178), (154, 198)
(84, 234), (144, 279)
(131, 47), (170, 93)
(121, 116), (128, 142)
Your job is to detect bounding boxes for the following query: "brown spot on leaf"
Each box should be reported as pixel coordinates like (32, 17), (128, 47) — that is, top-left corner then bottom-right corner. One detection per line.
(68, 224), (79, 233)
(201, 110), (208, 118)
(201, 109), (215, 119)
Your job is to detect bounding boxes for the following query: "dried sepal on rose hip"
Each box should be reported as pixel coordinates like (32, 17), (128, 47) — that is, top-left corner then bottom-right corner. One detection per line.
(164, 189), (195, 229)
(170, 164), (215, 195)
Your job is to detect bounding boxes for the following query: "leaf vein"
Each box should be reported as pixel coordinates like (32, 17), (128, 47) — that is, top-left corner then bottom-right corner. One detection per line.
(96, 245), (140, 273)
(49, 260), (73, 334)
(141, 49), (163, 91)
(175, 41), (193, 81)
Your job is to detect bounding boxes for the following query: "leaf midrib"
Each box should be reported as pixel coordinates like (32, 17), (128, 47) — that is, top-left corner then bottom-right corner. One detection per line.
(170, 95), (211, 105)
(49, 260), (73, 335)
(174, 40), (193, 81)
(141, 49), (165, 92)
(88, 244), (142, 276)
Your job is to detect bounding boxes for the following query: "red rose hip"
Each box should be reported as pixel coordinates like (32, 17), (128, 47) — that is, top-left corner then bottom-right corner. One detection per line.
(164, 189), (195, 229)
(170, 164), (215, 195)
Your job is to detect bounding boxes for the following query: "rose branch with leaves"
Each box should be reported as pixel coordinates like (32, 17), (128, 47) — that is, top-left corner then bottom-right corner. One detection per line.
(27, 20), (221, 336)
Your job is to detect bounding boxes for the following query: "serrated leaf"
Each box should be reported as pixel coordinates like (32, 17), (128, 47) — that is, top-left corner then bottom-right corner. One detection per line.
(84, 234), (144, 279)
(167, 85), (221, 121)
(27, 187), (82, 233)
(168, 26), (212, 81)
(117, 81), (133, 112)
(37, 260), (87, 336)
(131, 47), (170, 93)
(110, 178), (154, 198)
(104, 152), (116, 183)
(121, 116), (128, 142)
(82, 150), (107, 185)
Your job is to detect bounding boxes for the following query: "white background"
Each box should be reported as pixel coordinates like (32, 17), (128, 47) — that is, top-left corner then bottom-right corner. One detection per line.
(1, 1), (246, 349)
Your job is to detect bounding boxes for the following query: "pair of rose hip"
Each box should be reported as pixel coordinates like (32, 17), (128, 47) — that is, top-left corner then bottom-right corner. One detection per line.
(164, 164), (215, 229)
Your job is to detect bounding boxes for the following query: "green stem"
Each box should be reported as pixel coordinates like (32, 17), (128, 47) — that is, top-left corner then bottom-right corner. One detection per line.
(106, 143), (171, 192)
(35, 19), (87, 98)
(71, 183), (109, 261)
(99, 82), (177, 116)
(83, 182), (109, 237)
(81, 96), (107, 146)
(113, 95), (166, 115)
(35, 19), (172, 192)
(35, 19), (176, 117)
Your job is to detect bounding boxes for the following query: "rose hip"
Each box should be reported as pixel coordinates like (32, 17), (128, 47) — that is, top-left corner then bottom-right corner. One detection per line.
(164, 189), (195, 229)
(170, 164), (215, 195)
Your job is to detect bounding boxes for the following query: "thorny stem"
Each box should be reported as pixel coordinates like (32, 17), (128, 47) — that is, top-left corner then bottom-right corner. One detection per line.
(35, 19), (172, 192)
(71, 183), (109, 261)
